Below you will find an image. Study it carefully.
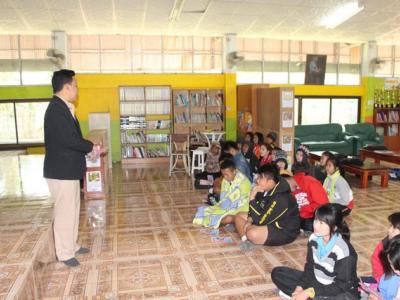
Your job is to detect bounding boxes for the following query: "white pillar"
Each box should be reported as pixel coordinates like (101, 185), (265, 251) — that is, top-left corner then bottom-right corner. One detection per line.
(51, 30), (68, 69)
(224, 33), (237, 73)
(361, 40), (378, 77)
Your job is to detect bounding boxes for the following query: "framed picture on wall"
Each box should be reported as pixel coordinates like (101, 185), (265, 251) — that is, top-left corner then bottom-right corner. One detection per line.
(305, 54), (327, 85)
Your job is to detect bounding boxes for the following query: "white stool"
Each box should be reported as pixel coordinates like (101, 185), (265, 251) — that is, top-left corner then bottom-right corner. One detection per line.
(191, 149), (205, 174)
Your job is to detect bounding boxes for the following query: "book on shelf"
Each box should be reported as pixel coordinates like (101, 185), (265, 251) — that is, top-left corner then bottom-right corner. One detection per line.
(120, 116), (146, 129)
(388, 124), (399, 136)
(191, 113), (206, 123)
(190, 92), (206, 107)
(120, 102), (145, 115)
(207, 92), (223, 106)
(145, 87), (170, 101)
(146, 146), (170, 157)
(388, 110), (400, 122)
(120, 130), (145, 144)
(146, 102), (170, 115)
(122, 146), (147, 158)
(147, 120), (171, 129)
(174, 112), (190, 123)
(207, 113), (223, 123)
(120, 87), (145, 101)
(146, 134), (169, 143)
(376, 111), (388, 122)
(175, 93), (189, 107)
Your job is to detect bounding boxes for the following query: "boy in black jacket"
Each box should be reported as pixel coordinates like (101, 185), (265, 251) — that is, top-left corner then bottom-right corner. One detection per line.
(234, 164), (300, 246)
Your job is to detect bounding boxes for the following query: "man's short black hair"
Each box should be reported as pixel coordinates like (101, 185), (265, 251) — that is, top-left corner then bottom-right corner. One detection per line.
(220, 159), (236, 170)
(223, 141), (239, 152)
(52, 69), (75, 93)
(258, 163), (280, 183)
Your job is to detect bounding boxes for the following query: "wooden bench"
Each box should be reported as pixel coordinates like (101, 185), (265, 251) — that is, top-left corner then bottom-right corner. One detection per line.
(309, 151), (389, 189)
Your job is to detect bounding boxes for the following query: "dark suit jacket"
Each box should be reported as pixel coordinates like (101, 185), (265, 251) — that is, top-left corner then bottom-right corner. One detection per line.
(43, 96), (93, 180)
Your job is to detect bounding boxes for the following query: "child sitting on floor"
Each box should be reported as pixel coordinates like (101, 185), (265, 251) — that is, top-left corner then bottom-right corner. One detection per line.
(272, 149), (289, 172)
(292, 144), (311, 175)
(259, 143), (273, 167)
(252, 132), (264, 159)
(369, 236), (400, 300)
(271, 204), (359, 300)
(194, 142), (222, 189)
(241, 141), (259, 175)
(312, 151), (334, 184)
(265, 131), (278, 149)
(371, 212), (400, 282)
(193, 159), (251, 228)
(283, 164), (329, 234)
(323, 156), (354, 216)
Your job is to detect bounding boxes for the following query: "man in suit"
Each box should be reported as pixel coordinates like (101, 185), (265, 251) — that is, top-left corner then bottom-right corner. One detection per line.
(44, 69), (94, 267)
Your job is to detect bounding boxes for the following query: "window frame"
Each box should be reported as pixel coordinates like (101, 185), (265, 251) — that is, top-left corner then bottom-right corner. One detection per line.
(295, 96), (361, 125)
(0, 98), (50, 149)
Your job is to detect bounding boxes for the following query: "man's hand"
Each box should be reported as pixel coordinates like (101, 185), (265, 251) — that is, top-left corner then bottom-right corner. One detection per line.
(250, 185), (264, 200)
(292, 290), (310, 300)
(292, 286), (303, 296)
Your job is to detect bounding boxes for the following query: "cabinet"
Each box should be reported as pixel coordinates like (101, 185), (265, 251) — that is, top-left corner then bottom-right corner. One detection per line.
(172, 89), (224, 134)
(119, 86), (171, 164)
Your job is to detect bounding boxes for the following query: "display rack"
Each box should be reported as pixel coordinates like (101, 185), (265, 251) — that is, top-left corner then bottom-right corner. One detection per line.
(172, 89), (224, 134)
(120, 86), (171, 164)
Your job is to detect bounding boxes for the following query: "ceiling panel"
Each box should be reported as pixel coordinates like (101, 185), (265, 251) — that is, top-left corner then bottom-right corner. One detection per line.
(0, 0), (399, 44)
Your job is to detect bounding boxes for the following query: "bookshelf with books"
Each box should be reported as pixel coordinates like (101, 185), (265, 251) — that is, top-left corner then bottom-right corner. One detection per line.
(173, 89), (224, 134)
(373, 106), (400, 150)
(120, 86), (172, 164)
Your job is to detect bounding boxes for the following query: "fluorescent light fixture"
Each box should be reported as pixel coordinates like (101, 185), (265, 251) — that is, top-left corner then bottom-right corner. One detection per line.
(320, 1), (364, 29)
(169, 0), (186, 22)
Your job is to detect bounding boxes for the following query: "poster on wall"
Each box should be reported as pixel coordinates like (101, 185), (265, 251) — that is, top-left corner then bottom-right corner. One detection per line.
(86, 171), (102, 192)
(282, 111), (293, 128)
(281, 90), (294, 108)
(281, 135), (293, 152)
(305, 54), (327, 85)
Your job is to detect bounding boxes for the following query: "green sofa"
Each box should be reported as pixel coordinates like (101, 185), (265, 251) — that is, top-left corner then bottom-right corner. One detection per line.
(344, 123), (384, 154)
(294, 123), (357, 155)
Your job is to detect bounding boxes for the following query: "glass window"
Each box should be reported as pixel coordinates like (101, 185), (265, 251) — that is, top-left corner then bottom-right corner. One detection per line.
(0, 35), (19, 59)
(263, 39), (289, 83)
(331, 98), (359, 126)
(0, 103), (17, 144)
(0, 60), (20, 85)
(68, 35), (100, 72)
(301, 98), (330, 125)
(100, 35), (132, 72)
(19, 35), (52, 59)
(15, 102), (48, 143)
(21, 60), (53, 85)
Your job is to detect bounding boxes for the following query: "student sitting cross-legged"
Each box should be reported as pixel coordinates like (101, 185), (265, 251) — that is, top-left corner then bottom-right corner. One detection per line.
(369, 235), (400, 300)
(193, 159), (251, 228)
(223, 140), (252, 181)
(323, 156), (354, 216)
(234, 163), (300, 248)
(283, 164), (329, 234)
(271, 203), (360, 300)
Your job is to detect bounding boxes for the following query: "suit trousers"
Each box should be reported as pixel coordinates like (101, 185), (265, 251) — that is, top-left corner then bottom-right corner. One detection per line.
(47, 179), (81, 261)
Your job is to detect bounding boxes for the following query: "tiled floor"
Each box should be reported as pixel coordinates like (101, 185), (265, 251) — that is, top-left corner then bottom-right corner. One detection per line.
(0, 154), (399, 299)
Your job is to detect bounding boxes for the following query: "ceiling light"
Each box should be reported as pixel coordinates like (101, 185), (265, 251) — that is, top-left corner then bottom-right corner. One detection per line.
(320, 1), (364, 29)
(169, 0), (186, 22)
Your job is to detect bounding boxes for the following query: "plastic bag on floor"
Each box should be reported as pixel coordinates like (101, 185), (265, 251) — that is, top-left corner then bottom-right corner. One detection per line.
(87, 200), (106, 229)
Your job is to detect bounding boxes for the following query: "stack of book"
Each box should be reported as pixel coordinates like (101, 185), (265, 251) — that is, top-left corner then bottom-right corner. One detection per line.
(120, 116), (146, 129)
(207, 113), (223, 123)
(174, 112), (190, 123)
(147, 120), (171, 129)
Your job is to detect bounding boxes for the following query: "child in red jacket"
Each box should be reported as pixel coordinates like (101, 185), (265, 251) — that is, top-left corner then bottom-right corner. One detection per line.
(371, 212), (400, 282)
(283, 165), (329, 233)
